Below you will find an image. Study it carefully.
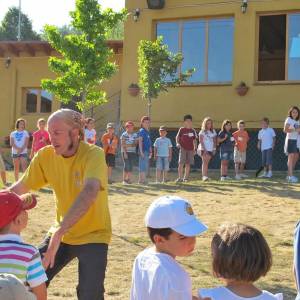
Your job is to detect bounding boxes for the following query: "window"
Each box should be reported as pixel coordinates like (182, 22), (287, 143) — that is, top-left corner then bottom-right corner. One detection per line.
(156, 17), (234, 84)
(23, 88), (53, 113)
(258, 13), (300, 82)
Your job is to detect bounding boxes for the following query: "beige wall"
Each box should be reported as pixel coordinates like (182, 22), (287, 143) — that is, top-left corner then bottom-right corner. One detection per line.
(121, 0), (300, 128)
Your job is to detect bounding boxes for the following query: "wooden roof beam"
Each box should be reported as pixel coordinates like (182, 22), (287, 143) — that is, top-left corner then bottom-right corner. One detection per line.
(24, 43), (35, 56)
(7, 44), (19, 56)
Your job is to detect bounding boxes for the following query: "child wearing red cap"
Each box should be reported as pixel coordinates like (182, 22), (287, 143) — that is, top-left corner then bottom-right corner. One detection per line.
(0, 191), (47, 300)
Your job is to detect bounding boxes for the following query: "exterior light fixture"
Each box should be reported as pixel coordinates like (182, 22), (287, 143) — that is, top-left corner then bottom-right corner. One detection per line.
(5, 57), (11, 69)
(133, 8), (140, 22)
(241, 0), (248, 14)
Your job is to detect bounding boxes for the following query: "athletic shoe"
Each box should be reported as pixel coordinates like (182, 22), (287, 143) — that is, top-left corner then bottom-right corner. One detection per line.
(175, 178), (183, 183)
(183, 178), (189, 182)
(235, 175), (242, 180)
(220, 176), (227, 181)
(266, 171), (273, 178)
(288, 176), (298, 183)
(202, 176), (209, 182)
(122, 181), (129, 185)
(258, 172), (267, 178)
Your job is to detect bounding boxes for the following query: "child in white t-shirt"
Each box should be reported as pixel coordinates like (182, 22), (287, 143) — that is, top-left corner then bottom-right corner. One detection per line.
(284, 106), (300, 183)
(257, 118), (276, 178)
(10, 119), (29, 181)
(198, 223), (282, 300)
(130, 195), (208, 300)
(84, 118), (97, 144)
(197, 117), (217, 181)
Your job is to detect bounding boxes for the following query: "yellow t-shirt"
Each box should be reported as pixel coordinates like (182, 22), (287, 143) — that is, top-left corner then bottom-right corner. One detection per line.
(21, 141), (111, 245)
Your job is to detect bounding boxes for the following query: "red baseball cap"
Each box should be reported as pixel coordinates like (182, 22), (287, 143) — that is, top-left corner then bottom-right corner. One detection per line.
(125, 121), (134, 128)
(0, 191), (37, 228)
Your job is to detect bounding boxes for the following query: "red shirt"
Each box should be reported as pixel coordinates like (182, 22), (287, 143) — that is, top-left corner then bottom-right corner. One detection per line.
(32, 130), (50, 153)
(177, 127), (197, 151)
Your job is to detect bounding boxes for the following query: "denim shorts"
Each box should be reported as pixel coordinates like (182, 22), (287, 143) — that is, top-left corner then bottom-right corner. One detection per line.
(220, 151), (233, 161)
(156, 157), (170, 171)
(262, 148), (273, 166)
(12, 153), (28, 159)
(123, 152), (136, 172)
(139, 151), (150, 173)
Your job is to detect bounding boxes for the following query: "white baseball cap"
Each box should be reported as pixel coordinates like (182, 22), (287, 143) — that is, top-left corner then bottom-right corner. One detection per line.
(145, 195), (208, 236)
(0, 273), (36, 300)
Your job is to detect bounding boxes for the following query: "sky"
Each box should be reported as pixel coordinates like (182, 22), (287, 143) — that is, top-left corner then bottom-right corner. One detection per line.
(0, 0), (125, 33)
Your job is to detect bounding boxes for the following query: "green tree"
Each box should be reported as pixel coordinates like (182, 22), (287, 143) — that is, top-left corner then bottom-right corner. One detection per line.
(107, 20), (124, 40)
(41, 0), (127, 112)
(138, 37), (194, 118)
(0, 7), (40, 41)
(41, 25), (82, 40)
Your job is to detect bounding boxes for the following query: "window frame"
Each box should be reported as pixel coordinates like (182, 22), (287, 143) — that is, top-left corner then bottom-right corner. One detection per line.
(22, 88), (53, 114)
(154, 15), (235, 86)
(255, 11), (300, 85)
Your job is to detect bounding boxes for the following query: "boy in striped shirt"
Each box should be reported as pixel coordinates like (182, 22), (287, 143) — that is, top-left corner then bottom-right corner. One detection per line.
(0, 191), (47, 300)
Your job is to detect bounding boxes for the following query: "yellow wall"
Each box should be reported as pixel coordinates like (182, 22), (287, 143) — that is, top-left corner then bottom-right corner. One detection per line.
(121, 0), (300, 128)
(0, 51), (122, 145)
(0, 55), (60, 142)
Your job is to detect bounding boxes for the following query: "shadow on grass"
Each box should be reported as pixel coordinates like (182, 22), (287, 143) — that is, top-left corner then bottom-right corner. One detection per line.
(109, 177), (300, 201)
(259, 283), (296, 300)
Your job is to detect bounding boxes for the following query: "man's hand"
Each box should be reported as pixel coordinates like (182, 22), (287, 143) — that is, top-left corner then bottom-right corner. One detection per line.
(42, 227), (64, 269)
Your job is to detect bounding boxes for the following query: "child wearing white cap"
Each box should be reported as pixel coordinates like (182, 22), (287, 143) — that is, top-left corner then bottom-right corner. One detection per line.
(130, 195), (208, 300)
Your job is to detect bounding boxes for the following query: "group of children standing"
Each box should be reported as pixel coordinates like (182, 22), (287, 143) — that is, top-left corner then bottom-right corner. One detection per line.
(1, 106), (300, 187)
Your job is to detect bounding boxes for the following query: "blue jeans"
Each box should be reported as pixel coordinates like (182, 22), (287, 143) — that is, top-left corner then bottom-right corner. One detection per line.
(139, 151), (149, 173)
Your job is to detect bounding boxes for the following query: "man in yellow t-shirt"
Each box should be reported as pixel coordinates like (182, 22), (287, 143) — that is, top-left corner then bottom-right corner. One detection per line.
(9, 109), (111, 300)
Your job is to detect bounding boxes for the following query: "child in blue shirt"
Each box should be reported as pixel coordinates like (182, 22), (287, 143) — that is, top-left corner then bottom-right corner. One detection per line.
(138, 116), (152, 184)
(153, 126), (172, 183)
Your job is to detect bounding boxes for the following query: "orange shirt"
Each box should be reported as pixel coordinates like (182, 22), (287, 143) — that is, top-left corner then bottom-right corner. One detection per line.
(101, 133), (118, 155)
(233, 130), (249, 152)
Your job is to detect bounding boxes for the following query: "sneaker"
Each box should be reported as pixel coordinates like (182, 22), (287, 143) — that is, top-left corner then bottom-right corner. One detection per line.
(266, 171), (273, 178)
(122, 180), (129, 185)
(202, 176), (209, 182)
(258, 172), (267, 178)
(235, 175), (242, 180)
(288, 176), (298, 183)
(175, 178), (183, 183)
(220, 176), (227, 181)
(183, 178), (189, 182)
(240, 173), (248, 178)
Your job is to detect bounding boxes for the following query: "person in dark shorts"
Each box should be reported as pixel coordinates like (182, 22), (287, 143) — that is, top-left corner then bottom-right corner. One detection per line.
(257, 118), (276, 178)
(121, 121), (138, 185)
(217, 120), (235, 181)
(175, 115), (197, 183)
(101, 123), (118, 184)
(284, 106), (300, 183)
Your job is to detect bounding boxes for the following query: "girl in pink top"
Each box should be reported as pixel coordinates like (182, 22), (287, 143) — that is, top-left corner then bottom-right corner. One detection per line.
(30, 118), (50, 159)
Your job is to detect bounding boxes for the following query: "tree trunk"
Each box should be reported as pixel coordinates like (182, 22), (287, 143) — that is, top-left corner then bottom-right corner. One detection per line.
(81, 90), (87, 117)
(147, 97), (152, 119)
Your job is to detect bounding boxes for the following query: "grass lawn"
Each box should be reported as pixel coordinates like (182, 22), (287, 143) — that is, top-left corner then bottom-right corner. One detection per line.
(1, 169), (300, 299)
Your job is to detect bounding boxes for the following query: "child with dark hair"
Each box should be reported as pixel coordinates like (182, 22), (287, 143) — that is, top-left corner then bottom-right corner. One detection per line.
(218, 120), (235, 181)
(84, 118), (97, 144)
(257, 118), (276, 178)
(138, 116), (152, 184)
(284, 106), (300, 183)
(10, 119), (29, 181)
(199, 223), (282, 300)
(130, 195), (208, 300)
(176, 114), (197, 182)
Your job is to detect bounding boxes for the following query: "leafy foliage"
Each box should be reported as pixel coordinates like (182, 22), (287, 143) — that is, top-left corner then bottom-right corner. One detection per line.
(138, 37), (194, 101)
(0, 7), (40, 41)
(41, 0), (127, 111)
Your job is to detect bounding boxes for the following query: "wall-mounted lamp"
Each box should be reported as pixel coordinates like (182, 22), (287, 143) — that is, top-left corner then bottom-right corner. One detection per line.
(241, 0), (248, 14)
(133, 8), (140, 22)
(5, 57), (11, 69)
